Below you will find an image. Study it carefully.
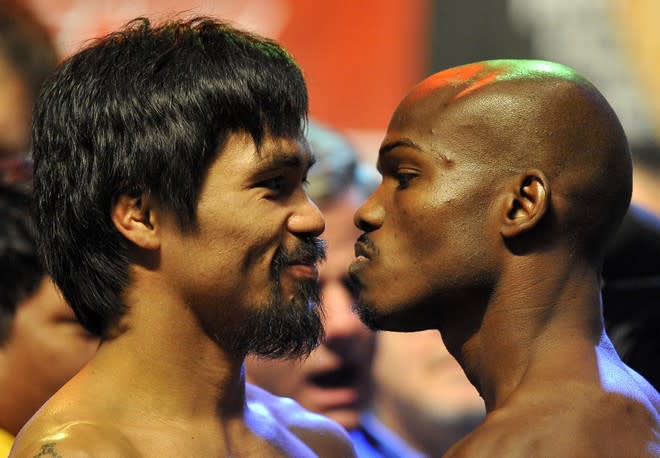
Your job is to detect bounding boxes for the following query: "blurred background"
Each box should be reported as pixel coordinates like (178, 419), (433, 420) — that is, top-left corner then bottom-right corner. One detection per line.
(14, 0), (660, 192)
(1, 2), (657, 455)
(16, 0), (660, 403)
(2, 0), (657, 391)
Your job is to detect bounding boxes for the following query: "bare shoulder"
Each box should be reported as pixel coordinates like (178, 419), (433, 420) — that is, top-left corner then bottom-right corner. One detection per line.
(588, 390), (660, 456)
(246, 383), (356, 457)
(445, 394), (660, 458)
(443, 407), (569, 458)
(10, 421), (141, 458)
(596, 356), (660, 448)
(612, 360), (660, 415)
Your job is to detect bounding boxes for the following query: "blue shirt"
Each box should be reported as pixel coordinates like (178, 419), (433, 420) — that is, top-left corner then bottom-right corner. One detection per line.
(349, 412), (427, 458)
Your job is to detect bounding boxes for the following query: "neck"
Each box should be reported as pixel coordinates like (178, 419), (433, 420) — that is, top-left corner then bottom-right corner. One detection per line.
(441, 255), (606, 412)
(85, 274), (248, 423)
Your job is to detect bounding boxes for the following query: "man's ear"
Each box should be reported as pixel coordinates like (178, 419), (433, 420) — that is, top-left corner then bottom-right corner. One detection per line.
(111, 193), (161, 250)
(499, 169), (550, 238)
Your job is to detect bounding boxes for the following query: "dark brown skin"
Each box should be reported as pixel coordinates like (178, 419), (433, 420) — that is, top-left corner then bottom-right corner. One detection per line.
(350, 60), (660, 457)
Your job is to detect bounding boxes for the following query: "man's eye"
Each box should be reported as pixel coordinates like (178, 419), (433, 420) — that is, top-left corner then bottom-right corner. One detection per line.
(257, 176), (301, 199)
(259, 177), (286, 192)
(395, 171), (416, 189)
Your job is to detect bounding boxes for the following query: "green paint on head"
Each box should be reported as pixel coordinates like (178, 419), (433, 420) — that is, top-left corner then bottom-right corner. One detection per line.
(486, 59), (582, 82)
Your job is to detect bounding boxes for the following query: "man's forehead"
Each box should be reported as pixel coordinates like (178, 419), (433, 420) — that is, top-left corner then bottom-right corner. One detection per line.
(382, 94), (506, 165)
(400, 62), (496, 109)
(380, 60), (587, 167)
(254, 134), (314, 168)
(385, 87), (465, 152)
(388, 63), (528, 139)
(389, 76), (473, 131)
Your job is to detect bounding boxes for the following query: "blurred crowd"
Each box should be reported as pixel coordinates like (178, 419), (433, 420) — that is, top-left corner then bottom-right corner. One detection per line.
(1, 1), (658, 457)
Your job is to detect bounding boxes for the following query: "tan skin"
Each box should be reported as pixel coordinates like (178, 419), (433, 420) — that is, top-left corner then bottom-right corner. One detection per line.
(0, 277), (98, 436)
(11, 133), (355, 457)
(350, 60), (660, 457)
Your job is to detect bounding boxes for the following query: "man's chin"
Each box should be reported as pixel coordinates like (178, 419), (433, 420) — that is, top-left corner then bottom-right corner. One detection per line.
(281, 279), (320, 309)
(242, 282), (324, 359)
(353, 300), (385, 331)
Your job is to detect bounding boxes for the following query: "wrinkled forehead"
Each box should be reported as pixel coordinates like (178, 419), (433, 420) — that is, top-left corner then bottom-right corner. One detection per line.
(385, 85), (489, 157)
(387, 64), (493, 133)
(385, 79), (525, 166)
(254, 132), (308, 156)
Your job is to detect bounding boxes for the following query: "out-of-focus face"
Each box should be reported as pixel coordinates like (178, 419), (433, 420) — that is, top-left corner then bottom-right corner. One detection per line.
(372, 330), (484, 423)
(161, 132), (326, 358)
(0, 57), (31, 159)
(0, 277), (99, 429)
(349, 77), (499, 332)
(246, 189), (375, 430)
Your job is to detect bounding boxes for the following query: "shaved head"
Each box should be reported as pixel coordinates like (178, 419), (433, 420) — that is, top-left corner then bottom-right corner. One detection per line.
(392, 59), (631, 264)
(351, 59), (632, 331)
(350, 61), (659, 457)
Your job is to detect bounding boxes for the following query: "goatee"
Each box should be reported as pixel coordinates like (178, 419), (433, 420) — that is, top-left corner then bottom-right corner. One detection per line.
(236, 237), (327, 359)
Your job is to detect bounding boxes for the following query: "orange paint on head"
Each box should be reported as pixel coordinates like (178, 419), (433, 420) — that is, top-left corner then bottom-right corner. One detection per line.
(441, 62), (486, 82)
(454, 72), (500, 99)
(407, 63), (488, 103)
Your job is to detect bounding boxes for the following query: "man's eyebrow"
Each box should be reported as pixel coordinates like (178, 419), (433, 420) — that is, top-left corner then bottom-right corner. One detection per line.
(379, 138), (453, 165)
(378, 138), (424, 157)
(253, 150), (316, 174)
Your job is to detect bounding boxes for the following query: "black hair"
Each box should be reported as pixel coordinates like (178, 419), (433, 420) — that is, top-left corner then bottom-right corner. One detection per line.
(32, 16), (308, 336)
(0, 184), (44, 344)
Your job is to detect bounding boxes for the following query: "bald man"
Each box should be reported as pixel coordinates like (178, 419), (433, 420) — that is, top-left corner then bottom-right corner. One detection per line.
(349, 60), (660, 457)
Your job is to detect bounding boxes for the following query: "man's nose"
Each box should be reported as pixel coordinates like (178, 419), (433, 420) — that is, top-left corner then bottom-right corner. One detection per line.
(287, 194), (325, 237)
(353, 188), (384, 232)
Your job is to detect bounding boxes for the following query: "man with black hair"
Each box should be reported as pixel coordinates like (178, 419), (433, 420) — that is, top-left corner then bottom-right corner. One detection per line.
(349, 59), (659, 456)
(0, 183), (98, 456)
(11, 17), (354, 457)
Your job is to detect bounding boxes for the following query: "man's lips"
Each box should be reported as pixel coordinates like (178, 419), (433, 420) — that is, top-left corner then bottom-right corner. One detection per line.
(354, 242), (373, 261)
(350, 237), (373, 282)
(354, 234), (376, 261)
(284, 259), (320, 280)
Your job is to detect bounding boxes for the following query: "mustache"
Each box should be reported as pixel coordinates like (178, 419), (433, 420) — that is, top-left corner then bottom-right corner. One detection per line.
(272, 237), (327, 272)
(357, 234), (377, 254)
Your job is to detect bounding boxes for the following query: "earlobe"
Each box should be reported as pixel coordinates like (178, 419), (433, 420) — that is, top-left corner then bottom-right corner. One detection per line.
(500, 170), (550, 238)
(111, 194), (161, 250)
